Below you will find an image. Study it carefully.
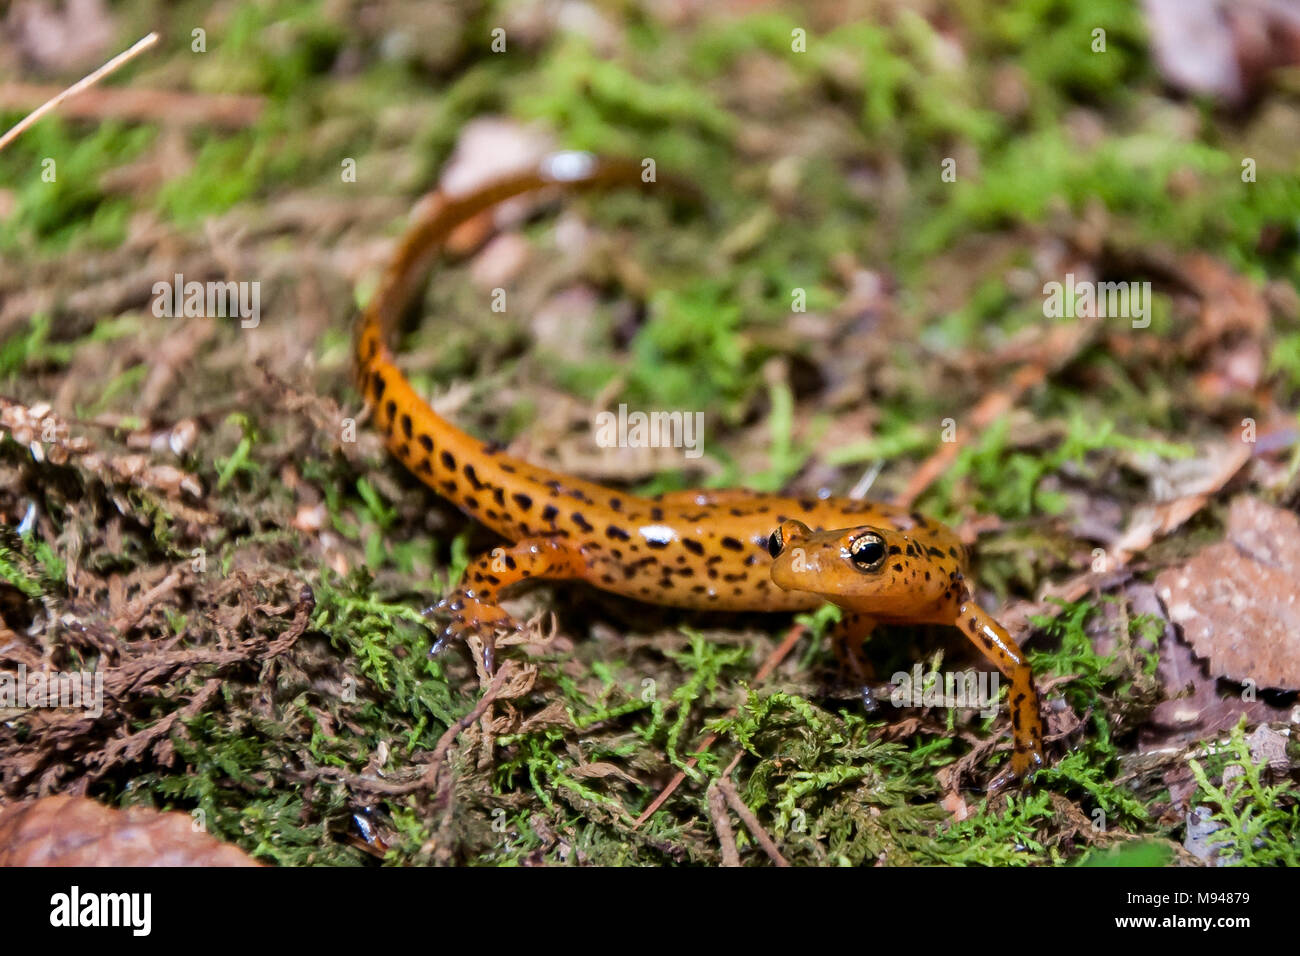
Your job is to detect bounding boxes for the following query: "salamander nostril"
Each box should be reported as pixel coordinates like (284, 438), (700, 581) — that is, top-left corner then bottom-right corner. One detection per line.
(767, 528), (784, 558)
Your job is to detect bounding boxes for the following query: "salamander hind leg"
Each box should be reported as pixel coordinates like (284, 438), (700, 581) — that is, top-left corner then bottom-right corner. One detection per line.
(430, 537), (588, 672)
(951, 595), (1045, 791)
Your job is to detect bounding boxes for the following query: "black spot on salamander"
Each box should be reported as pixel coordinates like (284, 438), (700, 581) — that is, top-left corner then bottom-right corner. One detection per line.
(572, 512), (594, 533)
(706, 555), (723, 565)
(400, 414), (413, 439)
(720, 536), (744, 551)
(440, 480), (457, 495)
(541, 505), (559, 523)
(893, 563), (903, 573)
(799, 499), (817, 512)
(418, 434), (433, 452)
(601, 573), (616, 585)
(440, 451), (456, 470)
(484, 574), (500, 586)
(924, 571), (931, 581)
(606, 525), (630, 541)
(948, 547), (959, 559)
(691, 584), (707, 594)
(417, 459), (433, 475)
(609, 497), (622, 511)
(744, 554), (760, 566)
(504, 555), (517, 570)
(650, 507), (664, 521)
(610, 548), (623, 559)
(707, 568), (718, 579)
(464, 496), (479, 510)
(493, 487), (505, 506)
(397, 442), (410, 459)
(464, 464), (486, 490)
(723, 572), (745, 582)
(384, 399), (396, 421)
(729, 507), (744, 517)
(646, 538), (670, 550)
(683, 538), (704, 555)
(372, 372), (386, 400)
(500, 462), (517, 473)
(926, 546), (945, 558)
(910, 512), (929, 529)
(889, 545), (902, 555)
(512, 492), (533, 511)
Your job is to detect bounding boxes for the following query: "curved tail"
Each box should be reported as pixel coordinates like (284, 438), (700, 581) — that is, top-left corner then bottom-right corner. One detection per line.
(354, 153), (688, 541)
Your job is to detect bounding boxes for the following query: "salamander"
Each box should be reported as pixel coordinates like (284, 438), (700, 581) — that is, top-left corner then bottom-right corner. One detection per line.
(353, 151), (1044, 788)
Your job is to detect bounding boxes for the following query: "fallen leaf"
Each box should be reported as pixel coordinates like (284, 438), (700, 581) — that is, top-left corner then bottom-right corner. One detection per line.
(0, 795), (260, 866)
(1155, 496), (1300, 691)
(1136, 577), (1293, 752)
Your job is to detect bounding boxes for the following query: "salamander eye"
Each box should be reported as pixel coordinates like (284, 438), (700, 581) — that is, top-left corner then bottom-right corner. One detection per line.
(848, 533), (887, 571)
(767, 528), (784, 558)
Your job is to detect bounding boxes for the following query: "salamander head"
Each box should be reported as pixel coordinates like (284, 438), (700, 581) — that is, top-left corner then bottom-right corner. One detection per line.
(766, 518), (958, 618)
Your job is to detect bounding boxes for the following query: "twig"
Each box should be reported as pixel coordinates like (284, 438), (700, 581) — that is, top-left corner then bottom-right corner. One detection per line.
(0, 84), (263, 130)
(895, 319), (1098, 508)
(716, 777), (789, 867)
(320, 666), (511, 797)
(632, 623), (806, 828)
(0, 32), (159, 154)
(422, 666), (511, 795)
(895, 364), (1044, 508)
(707, 783), (742, 867)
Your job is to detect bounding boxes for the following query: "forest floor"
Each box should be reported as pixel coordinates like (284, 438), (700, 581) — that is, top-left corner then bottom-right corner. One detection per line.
(0, 0), (1297, 865)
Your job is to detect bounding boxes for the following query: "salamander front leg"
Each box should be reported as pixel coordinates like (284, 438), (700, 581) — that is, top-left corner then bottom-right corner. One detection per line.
(430, 537), (588, 672)
(828, 611), (876, 683)
(952, 595), (1044, 791)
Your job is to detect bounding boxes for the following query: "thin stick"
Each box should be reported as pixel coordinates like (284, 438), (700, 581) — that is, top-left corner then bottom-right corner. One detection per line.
(716, 778), (790, 867)
(633, 624), (806, 828)
(707, 783), (742, 867)
(0, 84), (263, 130)
(0, 32), (159, 153)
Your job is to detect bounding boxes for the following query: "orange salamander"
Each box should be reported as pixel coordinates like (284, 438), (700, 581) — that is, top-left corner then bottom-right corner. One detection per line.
(354, 151), (1044, 788)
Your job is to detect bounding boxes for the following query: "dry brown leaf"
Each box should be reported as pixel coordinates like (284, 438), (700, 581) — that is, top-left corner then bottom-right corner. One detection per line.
(0, 795), (260, 866)
(1180, 252), (1270, 354)
(1155, 496), (1300, 691)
